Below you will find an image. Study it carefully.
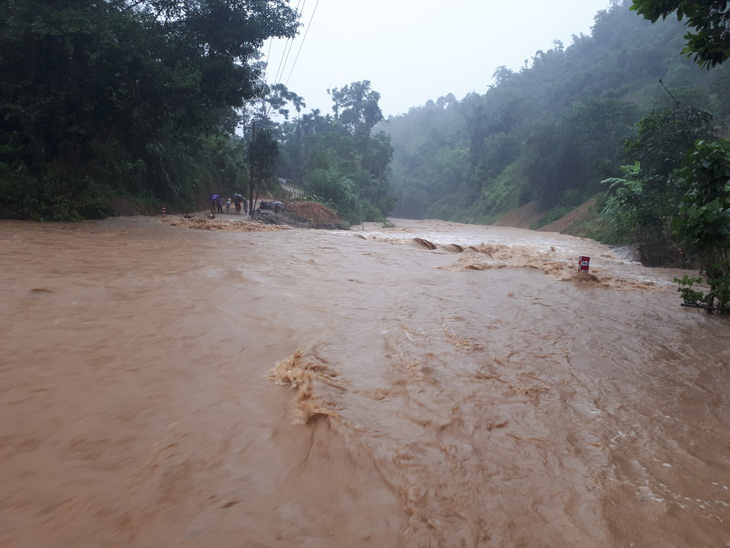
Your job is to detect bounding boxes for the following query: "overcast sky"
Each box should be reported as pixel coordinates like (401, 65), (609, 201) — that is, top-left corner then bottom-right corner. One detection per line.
(262, 0), (613, 118)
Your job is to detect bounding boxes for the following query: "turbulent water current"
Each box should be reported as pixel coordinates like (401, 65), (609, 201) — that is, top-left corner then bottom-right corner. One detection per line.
(1, 217), (729, 547)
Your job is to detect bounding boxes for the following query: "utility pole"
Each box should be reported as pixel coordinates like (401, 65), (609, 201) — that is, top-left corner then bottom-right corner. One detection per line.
(249, 121), (255, 217)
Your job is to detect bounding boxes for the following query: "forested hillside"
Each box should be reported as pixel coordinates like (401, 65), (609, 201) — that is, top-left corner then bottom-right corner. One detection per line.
(0, 0), (298, 220)
(382, 0), (730, 227)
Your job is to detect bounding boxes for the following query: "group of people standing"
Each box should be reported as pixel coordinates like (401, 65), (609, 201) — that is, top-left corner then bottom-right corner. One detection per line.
(210, 195), (248, 215)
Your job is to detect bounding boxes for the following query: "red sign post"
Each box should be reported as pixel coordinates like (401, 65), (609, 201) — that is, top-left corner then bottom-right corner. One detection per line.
(578, 256), (590, 273)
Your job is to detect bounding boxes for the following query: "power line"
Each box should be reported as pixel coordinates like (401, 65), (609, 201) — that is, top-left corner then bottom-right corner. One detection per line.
(276, 0), (306, 84)
(261, 35), (274, 83)
(262, 0), (320, 118)
(285, 0), (321, 88)
(271, 0), (306, 87)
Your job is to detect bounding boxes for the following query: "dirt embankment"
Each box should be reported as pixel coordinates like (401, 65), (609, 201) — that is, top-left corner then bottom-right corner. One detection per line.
(160, 201), (348, 231)
(538, 198), (597, 233)
(492, 198), (597, 235)
(254, 201), (349, 230)
(491, 201), (541, 229)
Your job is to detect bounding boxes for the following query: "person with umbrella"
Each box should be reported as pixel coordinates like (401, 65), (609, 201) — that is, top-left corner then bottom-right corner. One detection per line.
(233, 193), (243, 214)
(208, 194), (220, 215)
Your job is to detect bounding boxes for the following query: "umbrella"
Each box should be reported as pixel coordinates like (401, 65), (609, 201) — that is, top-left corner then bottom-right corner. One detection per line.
(233, 193), (244, 199)
(207, 194), (220, 201)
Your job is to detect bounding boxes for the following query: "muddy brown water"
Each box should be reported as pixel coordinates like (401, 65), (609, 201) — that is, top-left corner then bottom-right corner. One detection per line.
(1, 217), (728, 547)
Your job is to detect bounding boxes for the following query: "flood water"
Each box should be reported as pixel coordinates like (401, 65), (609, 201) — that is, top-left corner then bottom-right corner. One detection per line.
(1, 217), (729, 547)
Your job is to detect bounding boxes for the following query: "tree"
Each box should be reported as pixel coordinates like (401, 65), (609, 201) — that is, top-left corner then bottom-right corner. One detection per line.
(248, 127), (279, 213)
(328, 81), (384, 140)
(624, 106), (715, 179)
(631, 0), (730, 67)
(603, 106), (716, 264)
(601, 162), (648, 242)
(673, 139), (730, 313)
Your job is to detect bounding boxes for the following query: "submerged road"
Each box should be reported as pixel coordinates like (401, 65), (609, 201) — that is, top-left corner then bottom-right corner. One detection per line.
(1, 217), (728, 546)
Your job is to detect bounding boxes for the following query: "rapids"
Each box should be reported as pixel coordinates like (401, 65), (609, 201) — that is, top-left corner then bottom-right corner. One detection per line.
(1, 217), (728, 547)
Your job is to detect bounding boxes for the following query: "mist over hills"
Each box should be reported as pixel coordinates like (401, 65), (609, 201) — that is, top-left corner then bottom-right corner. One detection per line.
(379, 0), (729, 226)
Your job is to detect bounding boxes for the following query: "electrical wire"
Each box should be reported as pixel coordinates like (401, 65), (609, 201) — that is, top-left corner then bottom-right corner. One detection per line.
(270, 0), (305, 87)
(284, 0), (321, 88)
(261, 0), (320, 118)
(261, 36), (274, 83)
(274, 4), (304, 84)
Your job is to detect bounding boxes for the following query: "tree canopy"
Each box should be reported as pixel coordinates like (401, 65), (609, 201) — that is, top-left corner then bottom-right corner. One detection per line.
(0, 0), (298, 219)
(631, 0), (730, 67)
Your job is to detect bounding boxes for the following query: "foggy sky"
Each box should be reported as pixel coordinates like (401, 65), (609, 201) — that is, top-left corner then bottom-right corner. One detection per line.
(263, 0), (612, 118)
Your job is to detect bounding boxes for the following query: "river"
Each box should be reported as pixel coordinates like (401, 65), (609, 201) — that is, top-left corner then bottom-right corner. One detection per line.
(1, 216), (728, 547)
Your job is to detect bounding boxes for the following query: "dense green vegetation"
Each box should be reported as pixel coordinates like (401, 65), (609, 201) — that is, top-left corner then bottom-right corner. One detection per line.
(0, 0), (298, 220)
(382, 0), (729, 232)
(602, 105), (716, 264)
(276, 81), (395, 224)
(673, 139), (730, 313)
(631, 0), (730, 67)
(0, 0), (393, 224)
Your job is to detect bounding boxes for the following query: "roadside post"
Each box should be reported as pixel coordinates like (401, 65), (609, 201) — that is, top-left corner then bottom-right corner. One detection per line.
(578, 256), (590, 273)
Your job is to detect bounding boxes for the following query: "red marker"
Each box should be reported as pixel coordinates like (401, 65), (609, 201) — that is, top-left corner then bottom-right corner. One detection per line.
(578, 256), (590, 273)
